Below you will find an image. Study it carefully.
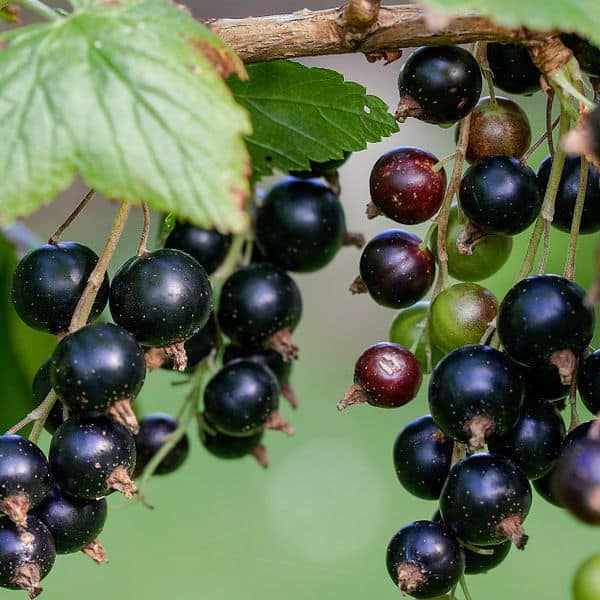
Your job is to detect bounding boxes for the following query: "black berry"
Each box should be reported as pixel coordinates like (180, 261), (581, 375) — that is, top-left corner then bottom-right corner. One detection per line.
(561, 34), (600, 77)
(579, 350), (600, 414)
(200, 425), (267, 467)
(49, 415), (137, 500)
(386, 520), (465, 597)
(464, 540), (511, 575)
(134, 413), (189, 476)
(428, 345), (523, 449)
(459, 156), (542, 235)
(165, 222), (231, 275)
(440, 453), (532, 548)
(256, 178), (346, 272)
(486, 43), (541, 95)
(11, 242), (109, 334)
(397, 45), (482, 124)
(392, 415), (453, 500)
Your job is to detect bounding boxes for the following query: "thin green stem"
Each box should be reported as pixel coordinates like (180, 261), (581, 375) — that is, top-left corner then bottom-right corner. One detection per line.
(564, 158), (588, 280)
(15, 0), (61, 20)
(28, 391), (58, 444)
(459, 575), (474, 600)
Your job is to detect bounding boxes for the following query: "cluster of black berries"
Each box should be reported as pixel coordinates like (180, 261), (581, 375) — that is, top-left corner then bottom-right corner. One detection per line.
(339, 41), (600, 598)
(1, 143), (359, 595)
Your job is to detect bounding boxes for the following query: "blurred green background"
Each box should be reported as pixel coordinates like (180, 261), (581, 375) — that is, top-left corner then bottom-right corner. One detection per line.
(3, 1), (600, 599)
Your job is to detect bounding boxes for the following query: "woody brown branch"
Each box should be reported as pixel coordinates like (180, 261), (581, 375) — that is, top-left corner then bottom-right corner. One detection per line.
(208, 5), (521, 64)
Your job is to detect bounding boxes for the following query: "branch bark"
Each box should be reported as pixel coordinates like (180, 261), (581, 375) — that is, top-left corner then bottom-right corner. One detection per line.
(209, 5), (519, 64)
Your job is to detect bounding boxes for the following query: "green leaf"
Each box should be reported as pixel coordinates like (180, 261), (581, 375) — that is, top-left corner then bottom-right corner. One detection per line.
(0, 0), (252, 233)
(423, 0), (600, 49)
(229, 60), (398, 179)
(0, 232), (55, 434)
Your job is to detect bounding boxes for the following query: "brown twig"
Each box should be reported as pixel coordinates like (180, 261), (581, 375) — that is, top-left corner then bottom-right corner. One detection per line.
(564, 157), (589, 280)
(520, 116), (560, 165)
(48, 189), (95, 245)
(137, 201), (151, 256)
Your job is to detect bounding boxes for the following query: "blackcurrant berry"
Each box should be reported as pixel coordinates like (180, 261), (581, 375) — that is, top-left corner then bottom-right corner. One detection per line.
(393, 415), (453, 500)
(579, 350), (600, 414)
(552, 435), (600, 524)
(31, 483), (107, 554)
(217, 263), (302, 358)
(50, 323), (146, 414)
(0, 515), (55, 598)
(32, 360), (64, 435)
(487, 397), (566, 480)
(255, 178), (346, 272)
(537, 155), (600, 234)
(289, 151), (351, 179)
(389, 302), (444, 373)
(109, 248), (213, 350)
(134, 413), (190, 476)
(497, 275), (595, 375)
(430, 205), (513, 281)
(518, 361), (570, 401)
(164, 222), (231, 275)
(428, 345), (523, 449)
(339, 342), (422, 410)
(573, 553), (600, 600)
(386, 520), (465, 597)
(203, 359), (281, 437)
(430, 283), (498, 354)
(49, 415), (137, 500)
(11, 242), (109, 334)
(459, 156), (542, 235)
(462, 96), (532, 163)
(397, 45), (482, 124)
(440, 453), (532, 548)
(561, 34), (600, 77)
(224, 345), (297, 408)
(356, 230), (435, 309)
(368, 147), (447, 224)
(486, 43), (541, 95)
(0, 435), (51, 529)
(200, 424), (267, 467)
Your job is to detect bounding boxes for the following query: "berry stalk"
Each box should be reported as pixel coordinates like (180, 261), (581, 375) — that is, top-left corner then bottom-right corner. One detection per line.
(564, 158), (589, 280)
(13, 0), (60, 20)
(48, 189), (96, 246)
(136, 201), (151, 256)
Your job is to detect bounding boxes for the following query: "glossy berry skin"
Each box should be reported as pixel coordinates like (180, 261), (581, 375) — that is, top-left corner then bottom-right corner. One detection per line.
(440, 454), (532, 547)
(464, 540), (511, 575)
(430, 283), (498, 354)
(134, 414), (190, 476)
(353, 342), (422, 408)
(255, 178), (346, 272)
(289, 151), (351, 179)
(590, 106), (600, 157)
(486, 43), (541, 95)
(519, 361), (570, 401)
(224, 345), (291, 386)
(552, 437), (600, 524)
(463, 96), (532, 163)
(31, 484), (107, 554)
(389, 302), (443, 373)
(0, 516), (55, 593)
(11, 242), (109, 334)
(359, 230), (435, 309)
(488, 398), (566, 480)
(428, 345), (523, 449)
(110, 248), (212, 347)
(32, 360), (64, 435)
(0, 436), (51, 518)
(533, 471), (563, 507)
(160, 316), (217, 372)
(498, 275), (595, 368)
(393, 415), (453, 500)
(165, 222), (231, 275)
(386, 520), (465, 598)
(573, 553), (600, 600)
(50, 323), (146, 413)
(537, 156), (600, 234)
(203, 360), (279, 437)
(459, 156), (542, 235)
(218, 264), (302, 349)
(430, 206), (512, 282)
(369, 147), (447, 224)
(398, 45), (482, 124)
(561, 34), (600, 77)
(200, 427), (264, 461)
(49, 415), (136, 500)
(579, 351), (600, 414)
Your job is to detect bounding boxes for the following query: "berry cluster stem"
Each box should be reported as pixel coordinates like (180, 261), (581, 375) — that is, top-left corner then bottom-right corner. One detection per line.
(48, 189), (96, 245)
(563, 158), (589, 280)
(459, 575), (474, 600)
(136, 202), (151, 256)
(14, 0), (61, 20)
(68, 201), (132, 332)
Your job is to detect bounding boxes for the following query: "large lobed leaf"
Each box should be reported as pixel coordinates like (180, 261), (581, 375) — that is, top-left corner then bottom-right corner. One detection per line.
(0, 0), (252, 232)
(423, 0), (600, 49)
(229, 60), (399, 180)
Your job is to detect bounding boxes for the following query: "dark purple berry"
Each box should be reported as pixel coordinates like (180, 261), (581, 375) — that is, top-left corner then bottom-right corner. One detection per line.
(200, 425), (266, 467)
(579, 350), (600, 414)
(486, 43), (541, 95)
(561, 34), (600, 76)
(463, 540), (511, 575)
